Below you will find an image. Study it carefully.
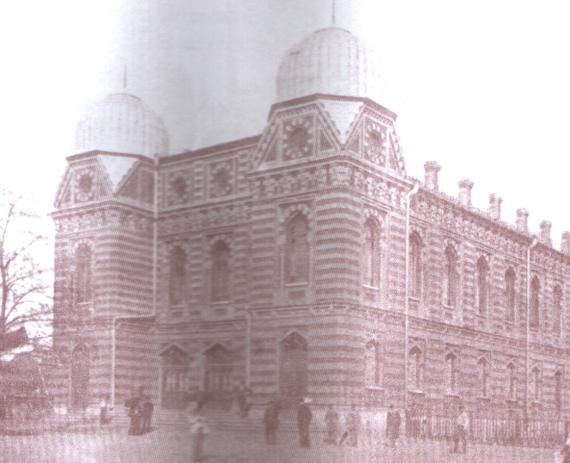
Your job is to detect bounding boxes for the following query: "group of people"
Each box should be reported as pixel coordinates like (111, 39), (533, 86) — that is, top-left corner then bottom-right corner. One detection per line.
(124, 387), (154, 436)
(263, 399), (404, 449)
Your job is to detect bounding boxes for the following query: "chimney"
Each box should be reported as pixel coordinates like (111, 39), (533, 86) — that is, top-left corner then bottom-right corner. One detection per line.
(539, 220), (552, 246)
(458, 178), (473, 207)
(424, 161), (441, 191)
(516, 208), (529, 233)
(561, 232), (570, 255)
(489, 194), (502, 221)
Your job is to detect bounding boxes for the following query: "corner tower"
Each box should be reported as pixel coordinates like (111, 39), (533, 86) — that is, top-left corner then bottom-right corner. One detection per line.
(49, 92), (167, 413)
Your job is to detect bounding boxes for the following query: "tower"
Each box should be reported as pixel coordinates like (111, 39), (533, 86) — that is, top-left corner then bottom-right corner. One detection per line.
(49, 92), (168, 412)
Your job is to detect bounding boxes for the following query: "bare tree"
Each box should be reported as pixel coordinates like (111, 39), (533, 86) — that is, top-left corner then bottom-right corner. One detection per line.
(0, 190), (51, 351)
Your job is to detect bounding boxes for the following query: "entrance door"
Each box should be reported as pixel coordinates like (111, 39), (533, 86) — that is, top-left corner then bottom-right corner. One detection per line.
(204, 345), (233, 393)
(161, 346), (190, 409)
(279, 332), (308, 406)
(71, 345), (90, 411)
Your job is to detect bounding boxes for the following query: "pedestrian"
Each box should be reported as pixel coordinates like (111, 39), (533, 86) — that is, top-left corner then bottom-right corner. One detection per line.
(99, 394), (111, 426)
(386, 404), (401, 447)
(340, 405), (361, 447)
(140, 395), (154, 434)
(263, 399), (280, 445)
(324, 404), (339, 445)
(237, 381), (253, 418)
(297, 397), (312, 448)
(451, 405), (468, 454)
(189, 406), (209, 463)
(125, 388), (143, 436)
(561, 433), (570, 463)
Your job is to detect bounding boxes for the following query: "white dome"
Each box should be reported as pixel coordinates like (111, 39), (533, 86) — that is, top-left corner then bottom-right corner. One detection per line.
(75, 93), (169, 157)
(276, 27), (381, 102)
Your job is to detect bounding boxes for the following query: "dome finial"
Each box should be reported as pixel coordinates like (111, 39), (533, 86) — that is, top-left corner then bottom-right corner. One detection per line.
(123, 65), (128, 92)
(332, 0), (336, 26)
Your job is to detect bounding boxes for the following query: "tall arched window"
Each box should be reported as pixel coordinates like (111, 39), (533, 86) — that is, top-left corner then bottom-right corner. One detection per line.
(74, 244), (92, 304)
(365, 340), (382, 387)
(211, 241), (230, 302)
(478, 358), (488, 397)
(505, 268), (516, 322)
(555, 371), (562, 413)
(363, 218), (380, 288)
(530, 367), (541, 401)
(169, 246), (186, 307)
(445, 353), (457, 394)
(530, 277), (540, 328)
(444, 245), (458, 307)
(409, 233), (423, 299)
(477, 257), (489, 316)
(409, 347), (422, 391)
(507, 363), (516, 400)
(284, 214), (310, 284)
(553, 285), (562, 335)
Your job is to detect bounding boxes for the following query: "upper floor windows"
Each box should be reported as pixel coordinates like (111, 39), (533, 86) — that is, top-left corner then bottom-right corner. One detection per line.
(409, 233), (423, 299)
(408, 346), (423, 391)
(284, 213), (310, 284)
(211, 241), (230, 302)
(530, 277), (540, 328)
(168, 246), (186, 307)
(505, 268), (516, 322)
(364, 340), (382, 388)
(445, 353), (458, 395)
(476, 257), (489, 316)
(74, 244), (92, 304)
(363, 218), (381, 288)
(443, 245), (458, 308)
(553, 285), (562, 335)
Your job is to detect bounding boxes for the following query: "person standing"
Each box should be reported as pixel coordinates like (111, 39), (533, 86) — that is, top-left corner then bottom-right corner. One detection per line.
(99, 394), (111, 426)
(386, 404), (401, 447)
(263, 399), (280, 445)
(341, 405), (361, 447)
(125, 388), (143, 436)
(452, 406), (468, 454)
(140, 395), (154, 434)
(324, 404), (339, 445)
(189, 406), (209, 463)
(297, 397), (312, 448)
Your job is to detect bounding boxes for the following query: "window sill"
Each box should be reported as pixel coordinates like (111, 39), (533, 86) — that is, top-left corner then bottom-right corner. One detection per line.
(363, 284), (380, 291)
(444, 392), (460, 399)
(408, 389), (425, 396)
(285, 282), (309, 288)
(365, 386), (384, 392)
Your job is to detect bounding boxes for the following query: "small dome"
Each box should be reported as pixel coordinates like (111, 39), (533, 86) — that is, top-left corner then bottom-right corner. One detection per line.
(276, 27), (381, 102)
(75, 93), (169, 157)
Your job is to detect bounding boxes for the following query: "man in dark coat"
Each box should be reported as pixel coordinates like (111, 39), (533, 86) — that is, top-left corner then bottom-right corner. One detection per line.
(263, 400), (280, 445)
(237, 381), (253, 418)
(297, 398), (312, 448)
(125, 391), (142, 436)
(140, 396), (154, 434)
(324, 404), (339, 445)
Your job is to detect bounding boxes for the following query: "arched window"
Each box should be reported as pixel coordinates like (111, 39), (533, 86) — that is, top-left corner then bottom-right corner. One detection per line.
(445, 353), (457, 394)
(553, 285), (562, 335)
(211, 241), (230, 302)
(74, 244), (92, 304)
(476, 257), (489, 316)
(505, 268), (516, 322)
(530, 277), (540, 328)
(363, 218), (380, 288)
(507, 363), (516, 400)
(444, 245), (458, 307)
(530, 367), (541, 402)
(409, 347), (422, 391)
(365, 340), (382, 387)
(284, 214), (310, 284)
(409, 233), (423, 299)
(169, 246), (186, 307)
(478, 358), (488, 397)
(555, 371), (562, 412)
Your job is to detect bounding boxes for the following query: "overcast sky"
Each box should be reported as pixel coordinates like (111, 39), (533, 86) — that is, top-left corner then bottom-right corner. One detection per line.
(3, 0), (570, 258)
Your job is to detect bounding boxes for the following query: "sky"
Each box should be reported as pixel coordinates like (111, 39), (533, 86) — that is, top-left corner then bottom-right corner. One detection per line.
(2, 0), (570, 262)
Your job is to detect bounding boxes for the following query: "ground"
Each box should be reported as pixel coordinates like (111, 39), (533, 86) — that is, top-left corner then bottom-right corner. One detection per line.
(0, 425), (562, 462)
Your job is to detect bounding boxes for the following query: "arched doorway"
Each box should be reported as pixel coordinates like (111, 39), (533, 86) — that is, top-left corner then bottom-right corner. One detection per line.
(279, 332), (308, 406)
(161, 346), (189, 409)
(204, 344), (233, 393)
(70, 345), (90, 411)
